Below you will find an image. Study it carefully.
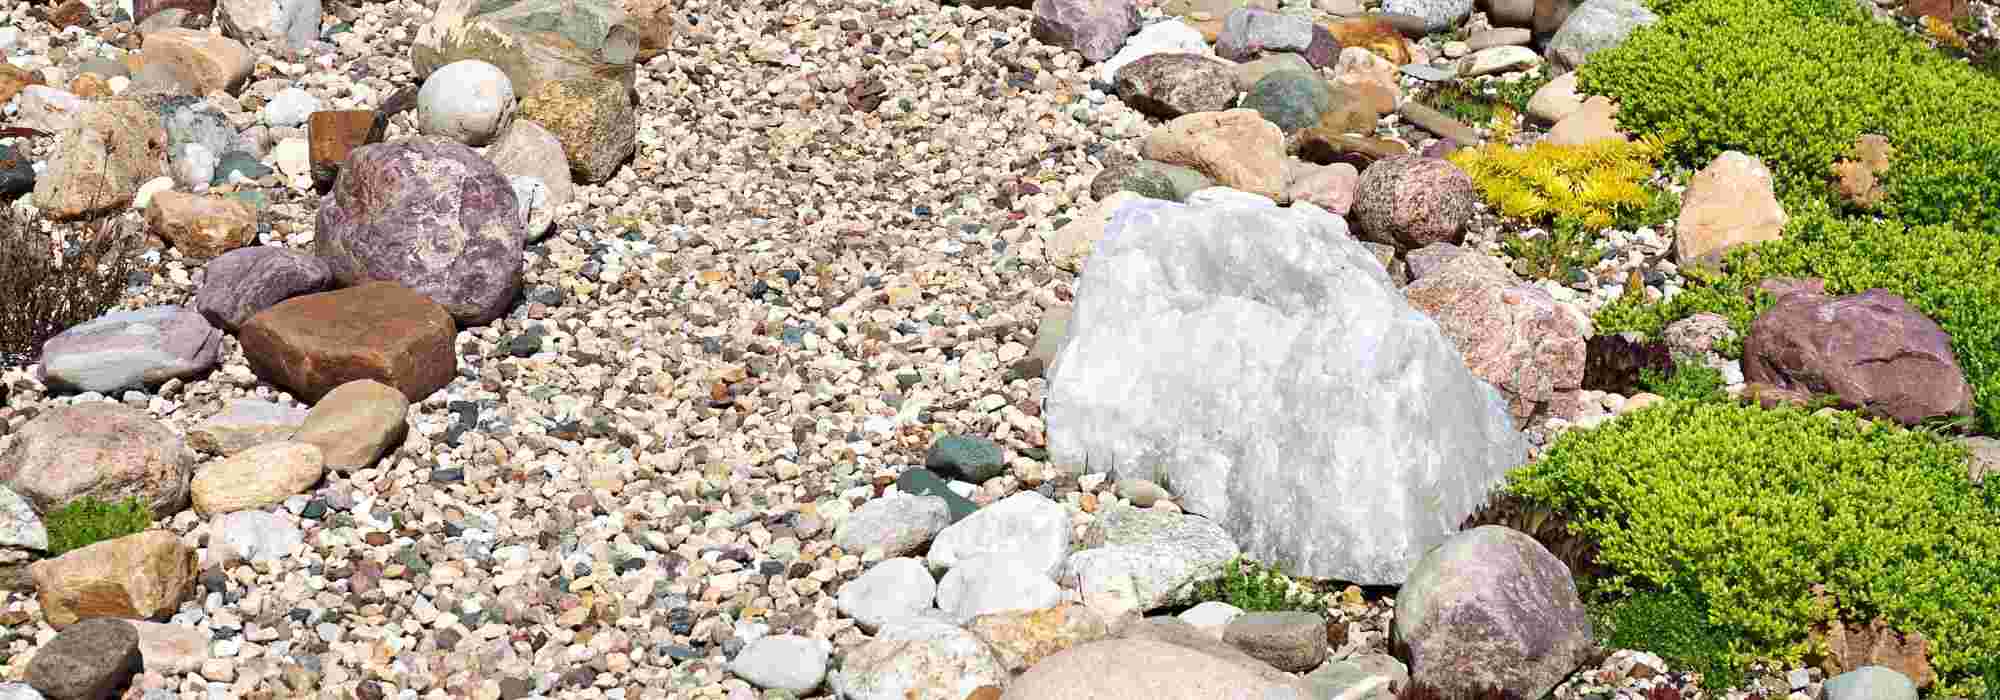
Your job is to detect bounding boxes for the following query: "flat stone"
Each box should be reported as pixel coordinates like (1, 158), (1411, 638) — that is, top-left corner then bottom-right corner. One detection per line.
(1001, 638), (1311, 699)
(965, 603), (1112, 674)
(238, 282), (458, 404)
(190, 442), (323, 515)
(925, 435), (1006, 483)
(188, 399), (309, 456)
(293, 379), (411, 472)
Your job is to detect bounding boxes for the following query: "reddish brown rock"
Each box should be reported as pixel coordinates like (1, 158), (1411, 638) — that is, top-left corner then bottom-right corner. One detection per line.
(307, 110), (386, 190)
(1743, 288), (1974, 426)
(1904, 0), (1969, 22)
(1404, 253), (1587, 420)
(237, 282), (458, 404)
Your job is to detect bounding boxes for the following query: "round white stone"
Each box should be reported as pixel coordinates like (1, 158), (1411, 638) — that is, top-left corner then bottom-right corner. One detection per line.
(416, 60), (515, 146)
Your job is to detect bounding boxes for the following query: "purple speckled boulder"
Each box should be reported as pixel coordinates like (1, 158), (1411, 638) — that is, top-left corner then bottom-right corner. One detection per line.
(195, 247), (335, 332)
(314, 138), (523, 326)
(39, 307), (222, 393)
(1031, 0), (1141, 64)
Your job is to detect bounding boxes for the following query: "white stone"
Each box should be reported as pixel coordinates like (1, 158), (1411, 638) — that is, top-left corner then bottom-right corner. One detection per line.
(272, 137), (309, 178)
(1046, 201), (1528, 585)
(174, 142), (217, 192)
(1178, 601), (1245, 639)
(134, 177), (176, 210)
(0, 683), (43, 700)
(219, 0), (324, 50)
(508, 175), (553, 242)
(830, 620), (1006, 700)
(1458, 45), (1542, 78)
(836, 557), (938, 633)
(1098, 20), (1211, 84)
(934, 555), (1062, 624)
(729, 635), (828, 693)
(1381, 0), (1474, 33)
(210, 510), (303, 568)
(416, 60), (515, 147)
(925, 491), (1070, 577)
(833, 495), (949, 560)
(261, 87), (321, 128)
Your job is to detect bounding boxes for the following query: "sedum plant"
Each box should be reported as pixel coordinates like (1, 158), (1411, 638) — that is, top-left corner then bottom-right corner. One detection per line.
(43, 496), (152, 555)
(1447, 134), (1671, 230)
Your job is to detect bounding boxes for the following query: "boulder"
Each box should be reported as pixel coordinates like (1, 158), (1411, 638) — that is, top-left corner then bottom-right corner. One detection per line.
(32, 100), (167, 221)
(1393, 526), (1594, 700)
(294, 379), (411, 471)
(1030, 0), (1141, 64)
(315, 139), (524, 325)
(145, 191), (257, 260)
(1546, 0), (1657, 71)
(217, 0), (321, 50)
(190, 441), (325, 515)
(0, 65), (42, 112)
(1045, 201), (1527, 585)
(1381, 0), (1473, 33)
(29, 531), (198, 629)
(1743, 289), (1975, 426)
(1112, 53), (1239, 121)
(1002, 639), (1312, 700)
(416, 60), (515, 147)
(1215, 8), (1336, 67)
(1061, 505), (1240, 615)
(1403, 253), (1588, 420)
(25, 618), (142, 700)
(139, 29), (253, 95)
(188, 399), (309, 456)
(411, 0), (639, 101)
(515, 77), (634, 184)
(966, 603), (1112, 674)
(1141, 109), (1285, 200)
(1351, 155), (1478, 250)
(1674, 151), (1786, 272)
(39, 307), (222, 394)
(194, 247), (335, 333)
(0, 403), (197, 518)
(832, 620), (1007, 700)
(237, 282), (459, 404)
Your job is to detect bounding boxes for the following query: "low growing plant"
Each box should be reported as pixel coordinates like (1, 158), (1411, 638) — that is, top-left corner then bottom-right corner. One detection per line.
(1188, 557), (1326, 615)
(1499, 220), (1599, 282)
(1448, 135), (1673, 230)
(1637, 360), (1727, 402)
(43, 496), (153, 555)
(0, 207), (140, 363)
(1591, 582), (1746, 692)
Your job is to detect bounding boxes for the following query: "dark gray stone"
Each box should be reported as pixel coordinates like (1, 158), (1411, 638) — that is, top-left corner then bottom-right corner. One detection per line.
(926, 435), (1007, 483)
(1241, 70), (1332, 134)
(26, 618), (142, 700)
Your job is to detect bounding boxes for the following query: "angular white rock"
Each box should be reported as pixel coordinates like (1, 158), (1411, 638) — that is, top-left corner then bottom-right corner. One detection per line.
(925, 491), (1070, 577)
(1098, 19), (1211, 84)
(934, 555), (1062, 624)
(1046, 201), (1528, 585)
(836, 557), (938, 633)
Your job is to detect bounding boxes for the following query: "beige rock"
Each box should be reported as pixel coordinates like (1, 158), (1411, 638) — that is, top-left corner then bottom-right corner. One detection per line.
(1544, 95), (1626, 146)
(1050, 191), (1145, 273)
(1675, 151), (1788, 273)
(187, 399), (309, 456)
(0, 403), (195, 518)
(1466, 27), (1532, 51)
(190, 442), (325, 515)
(1003, 638), (1311, 700)
(130, 621), (209, 674)
(140, 29), (252, 95)
(294, 380), (411, 472)
(0, 64), (42, 106)
(30, 530), (198, 629)
(1525, 71), (1584, 124)
(968, 603), (1113, 674)
(145, 192), (257, 260)
(1617, 392), (1665, 415)
(31, 99), (168, 221)
(1458, 45), (1541, 78)
(1141, 109), (1285, 200)
(1332, 47), (1399, 114)
(621, 0), (680, 61)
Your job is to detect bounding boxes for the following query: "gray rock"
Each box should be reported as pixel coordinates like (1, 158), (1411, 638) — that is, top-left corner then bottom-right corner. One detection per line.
(1403, 242), (1468, 281)
(1242, 70), (1333, 134)
(1380, 0), (1473, 33)
(1114, 478), (1166, 507)
(0, 487), (48, 552)
(1546, 0), (1658, 72)
(729, 635), (829, 694)
(1113, 53), (1239, 121)
(1465, 27), (1532, 51)
(833, 495), (950, 559)
(1216, 9), (1335, 66)
(26, 618), (142, 700)
(260, 88), (321, 128)
(1045, 201), (1527, 585)
(1305, 654), (1407, 700)
(1089, 158), (1214, 202)
(926, 491), (1071, 577)
(40, 307), (222, 394)
(315, 138), (524, 326)
(417, 60), (515, 147)
(218, 0), (321, 50)
(193, 247), (334, 332)
(0, 683), (44, 700)
(485, 120), (572, 242)
(163, 103), (236, 170)
(936, 555), (1063, 624)
(411, 0), (639, 100)
(1397, 64), (1456, 82)
(1177, 601), (1243, 639)
(1823, 667), (1917, 700)
(925, 435), (1006, 483)
(831, 620), (1006, 700)
(209, 510), (303, 568)
(1223, 611), (1328, 673)
(1394, 526), (1594, 700)
(1062, 506), (1239, 614)
(836, 557), (938, 633)
(188, 400), (309, 456)
(1031, 0), (1141, 64)
(1488, 0), (1534, 27)
(1459, 45), (1541, 77)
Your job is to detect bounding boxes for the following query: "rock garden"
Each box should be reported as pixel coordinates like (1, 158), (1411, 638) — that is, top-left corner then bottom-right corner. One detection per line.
(0, 0), (1997, 697)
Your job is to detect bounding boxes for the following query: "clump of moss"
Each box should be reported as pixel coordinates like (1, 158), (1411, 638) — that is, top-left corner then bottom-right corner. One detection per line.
(1188, 557), (1327, 615)
(1505, 400), (1996, 694)
(1637, 361), (1727, 403)
(1448, 135), (1671, 230)
(43, 496), (153, 555)
(1590, 582), (1747, 693)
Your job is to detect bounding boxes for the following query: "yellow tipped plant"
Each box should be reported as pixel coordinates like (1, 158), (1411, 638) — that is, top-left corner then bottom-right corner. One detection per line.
(1448, 133), (1674, 230)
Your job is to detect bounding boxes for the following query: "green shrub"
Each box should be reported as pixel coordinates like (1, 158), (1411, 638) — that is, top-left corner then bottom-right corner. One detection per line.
(1594, 209), (2000, 433)
(1188, 557), (1327, 615)
(1581, 0), (2000, 232)
(43, 496), (153, 555)
(1505, 400), (1997, 694)
(1593, 583), (1745, 692)
(1637, 361), (1726, 403)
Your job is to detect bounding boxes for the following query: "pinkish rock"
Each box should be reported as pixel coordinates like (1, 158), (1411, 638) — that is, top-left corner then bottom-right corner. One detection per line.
(1032, 0), (1141, 64)
(194, 247), (335, 332)
(1393, 526), (1594, 700)
(1403, 253), (1587, 420)
(1284, 162), (1359, 215)
(39, 307), (222, 394)
(0, 403), (197, 518)
(314, 138), (523, 326)
(1743, 289), (1974, 426)
(1351, 155), (1477, 250)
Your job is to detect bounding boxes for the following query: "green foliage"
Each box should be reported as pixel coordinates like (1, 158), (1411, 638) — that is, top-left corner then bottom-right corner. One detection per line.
(1423, 82), (1499, 126)
(1594, 209), (2000, 433)
(43, 496), (152, 555)
(1188, 557), (1326, 615)
(1506, 400), (1997, 694)
(1592, 583), (1745, 692)
(1499, 220), (1598, 282)
(1580, 0), (2000, 232)
(1494, 70), (1551, 114)
(1448, 135), (1671, 230)
(1637, 361), (1727, 402)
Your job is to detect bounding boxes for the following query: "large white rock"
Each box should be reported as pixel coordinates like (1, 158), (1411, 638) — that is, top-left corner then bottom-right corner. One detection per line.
(1062, 505), (1240, 615)
(1098, 19), (1211, 84)
(924, 491), (1071, 577)
(1046, 201), (1527, 585)
(416, 60), (515, 146)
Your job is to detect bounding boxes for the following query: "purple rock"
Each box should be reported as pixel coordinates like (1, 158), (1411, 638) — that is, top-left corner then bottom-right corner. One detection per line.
(1031, 0), (1141, 64)
(314, 137), (524, 326)
(1306, 24), (1339, 68)
(195, 247), (335, 332)
(39, 306), (222, 393)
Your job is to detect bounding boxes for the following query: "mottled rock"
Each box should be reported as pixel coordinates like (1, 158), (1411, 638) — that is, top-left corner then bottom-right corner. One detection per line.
(1458, 45), (1540, 77)
(1031, 0), (1141, 64)
(833, 495), (950, 559)
(1743, 289), (1974, 426)
(1242, 70), (1332, 134)
(1142, 108), (1285, 200)
(39, 307), (221, 394)
(26, 618), (141, 700)
(1394, 526), (1594, 700)
(1675, 151), (1786, 272)
(194, 247), (334, 333)
(1216, 8), (1335, 66)
(145, 192), (256, 260)
(1352, 156), (1477, 250)
(32, 100), (167, 221)
(1824, 667), (1917, 700)
(1381, 0), (1473, 33)
(937, 555), (1064, 624)
(411, 0), (639, 101)
(30, 531), (198, 629)
(1404, 253), (1587, 420)
(190, 441), (324, 515)
(315, 139), (524, 325)
(1305, 654), (1408, 700)
(237, 282), (459, 403)
(620, 0), (679, 61)
(1525, 71), (1583, 123)
(833, 620), (1007, 700)
(128, 622), (208, 675)
(515, 77), (634, 185)
(966, 603), (1112, 674)
(1062, 506), (1239, 615)
(1112, 53), (1239, 121)
(1089, 159), (1213, 202)
(0, 403), (195, 518)
(218, 0), (321, 50)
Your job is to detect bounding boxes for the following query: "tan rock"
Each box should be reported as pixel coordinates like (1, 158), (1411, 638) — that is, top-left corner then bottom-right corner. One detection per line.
(1141, 109), (1284, 200)
(144, 192), (257, 260)
(68, 72), (112, 98)
(140, 29), (252, 95)
(1544, 95), (1627, 146)
(1323, 17), (1413, 65)
(30, 530), (198, 629)
(1285, 162), (1360, 215)
(621, 0), (680, 61)
(1524, 71), (1583, 124)
(0, 64), (44, 106)
(190, 442), (325, 515)
(1675, 151), (1787, 273)
(130, 621), (209, 674)
(1616, 392), (1664, 415)
(0, 403), (195, 518)
(1049, 191), (1145, 273)
(1332, 47), (1399, 115)
(1002, 638), (1311, 699)
(967, 603), (1113, 674)
(294, 380), (411, 472)
(31, 99), (167, 221)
